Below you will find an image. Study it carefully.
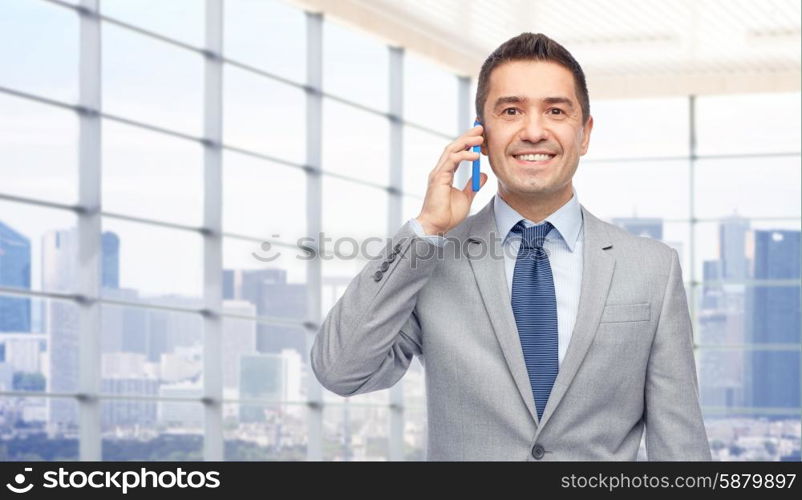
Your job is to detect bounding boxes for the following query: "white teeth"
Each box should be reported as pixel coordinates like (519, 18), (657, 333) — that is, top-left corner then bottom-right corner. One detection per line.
(515, 153), (554, 162)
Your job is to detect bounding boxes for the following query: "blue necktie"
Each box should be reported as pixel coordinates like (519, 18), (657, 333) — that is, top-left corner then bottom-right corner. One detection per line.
(510, 219), (558, 422)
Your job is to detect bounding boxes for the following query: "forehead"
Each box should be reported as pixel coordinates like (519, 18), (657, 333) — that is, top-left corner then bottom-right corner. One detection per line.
(486, 60), (578, 103)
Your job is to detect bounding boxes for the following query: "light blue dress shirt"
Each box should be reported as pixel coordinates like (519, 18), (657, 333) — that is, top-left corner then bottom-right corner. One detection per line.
(408, 186), (585, 367)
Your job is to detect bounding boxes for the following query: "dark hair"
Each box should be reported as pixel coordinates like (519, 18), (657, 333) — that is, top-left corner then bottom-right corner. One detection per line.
(475, 33), (590, 125)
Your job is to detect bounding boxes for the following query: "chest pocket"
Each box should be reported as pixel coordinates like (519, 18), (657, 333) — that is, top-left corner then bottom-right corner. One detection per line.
(599, 302), (650, 323)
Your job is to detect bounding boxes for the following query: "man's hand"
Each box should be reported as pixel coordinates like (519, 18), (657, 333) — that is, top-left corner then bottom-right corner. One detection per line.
(415, 123), (488, 236)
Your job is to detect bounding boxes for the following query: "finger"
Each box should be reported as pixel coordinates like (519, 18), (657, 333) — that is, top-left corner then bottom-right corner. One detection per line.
(462, 172), (489, 200)
(429, 150), (480, 184)
(449, 134), (484, 154)
(462, 137), (486, 152)
(446, 125), (484, 151)
(430, 129), (483, 176)
(443, 150), (481, 175)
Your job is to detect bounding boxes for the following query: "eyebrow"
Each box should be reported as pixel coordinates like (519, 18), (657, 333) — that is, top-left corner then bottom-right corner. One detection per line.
(493, 95), (575, 110)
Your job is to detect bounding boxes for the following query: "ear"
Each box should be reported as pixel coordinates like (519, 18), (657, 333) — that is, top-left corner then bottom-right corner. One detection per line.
(477, 118), (488, 156)
(579, 115), (594, 156)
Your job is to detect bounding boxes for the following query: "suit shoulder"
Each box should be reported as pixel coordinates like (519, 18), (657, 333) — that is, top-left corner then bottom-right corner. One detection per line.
(600, 219), (676, 264)
(443, 208), (485, 241)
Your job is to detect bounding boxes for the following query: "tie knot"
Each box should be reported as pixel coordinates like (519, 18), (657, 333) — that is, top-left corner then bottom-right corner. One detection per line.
(512, 220), (553, 249)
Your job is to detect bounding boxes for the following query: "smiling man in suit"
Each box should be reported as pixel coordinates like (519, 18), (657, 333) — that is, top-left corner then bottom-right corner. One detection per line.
(311, 32), (711, 461)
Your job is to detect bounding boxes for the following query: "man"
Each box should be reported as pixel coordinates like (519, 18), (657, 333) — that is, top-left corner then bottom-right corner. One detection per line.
(311, 32), (711, 461)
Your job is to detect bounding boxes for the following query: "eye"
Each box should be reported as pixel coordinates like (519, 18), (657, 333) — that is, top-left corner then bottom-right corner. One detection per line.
(503, 107), (520, 115)
(549, 108), (564, 115)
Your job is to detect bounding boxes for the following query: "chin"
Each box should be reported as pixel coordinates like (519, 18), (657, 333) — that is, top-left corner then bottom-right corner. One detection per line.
(504, 183), (549, 198)
(509, 176), (551, 192)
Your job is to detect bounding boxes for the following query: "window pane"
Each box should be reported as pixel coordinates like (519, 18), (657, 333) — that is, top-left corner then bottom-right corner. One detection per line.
(323, 405), (389, 461)
(101, 400), (203, 460)
(401, 196), (423, 226)
(0, 94), (78, 204)
(696, 283), (800, 345)
(696, 93), (802, 156)
(323, 20), (388, 111)
(0, 201), (78, 295)
(100, 0), (204, 47)
(0, 0), (78, 102)
(100, 305), (202, 397)
(584, 97), (689, 160)
(222, 237), (307, 326)
(0, 294), (79, 399)
(694, 157), (801, 219)
(221, 312), (306, 379)
(222, 150), (306, 243)
(694, 219), (801, 283)
(404, 54), (457, 135)
(102, 23), (203, 135)
(49, 300), (82, 398)
(223, 65), (306, 163)
(0, 292), (34, 340)
(223, 403), (307, 460)
(322, 98), (390, 186)
(704, 414), (800, 461)
(698, 349), (800, 411)
(404, 406), (426, 461)
(402, 126), (445, 197)
(469, 77), (478, 129)
(0, 397), (79, 459)
(227, 329), (305, 397)
(575, 160), (690, 220)
(101, 218), (203, 308)
(224, 0), (306, 84)
(322, 176), (388, 241)
(102, 119), (203, 227)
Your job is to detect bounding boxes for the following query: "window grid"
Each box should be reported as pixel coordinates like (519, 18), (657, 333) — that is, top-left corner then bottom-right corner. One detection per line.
(76, 0), (102, 461)
(0, 0), (798, 461)
(201, 0), (224, 461)
(388, 45), (405, 460)
(303, 11), (324, 461)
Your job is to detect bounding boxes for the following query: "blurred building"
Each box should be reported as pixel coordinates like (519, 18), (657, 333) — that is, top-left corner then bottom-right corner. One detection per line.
(747, 230), (801, 410)
(0, 221), (31, 332)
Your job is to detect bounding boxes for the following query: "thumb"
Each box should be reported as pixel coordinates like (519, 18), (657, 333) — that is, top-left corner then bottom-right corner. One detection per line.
(462, 172), (488, 201)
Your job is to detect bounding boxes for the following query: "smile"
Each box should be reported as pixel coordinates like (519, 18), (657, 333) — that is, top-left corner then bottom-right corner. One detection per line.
(513, 153), (556, 165)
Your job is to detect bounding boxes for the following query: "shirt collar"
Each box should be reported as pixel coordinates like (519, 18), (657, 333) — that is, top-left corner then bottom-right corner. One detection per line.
(493, 185), (583, 252)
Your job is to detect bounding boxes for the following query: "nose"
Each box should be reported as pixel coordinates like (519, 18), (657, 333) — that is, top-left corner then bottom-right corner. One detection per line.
(518, 113), (548, 144)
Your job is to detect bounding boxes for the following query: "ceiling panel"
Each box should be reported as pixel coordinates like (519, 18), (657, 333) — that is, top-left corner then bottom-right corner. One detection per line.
(290, 0), (801, 97)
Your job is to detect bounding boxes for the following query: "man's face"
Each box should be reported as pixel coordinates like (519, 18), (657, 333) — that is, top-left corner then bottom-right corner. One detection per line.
(481, 60), (593, 200)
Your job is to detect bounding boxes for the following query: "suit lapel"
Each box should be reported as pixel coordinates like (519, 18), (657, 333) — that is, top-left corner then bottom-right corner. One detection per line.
(466, 198), (615, 429)
(535, 205), (615, 433)
(466, 200), (539, 423)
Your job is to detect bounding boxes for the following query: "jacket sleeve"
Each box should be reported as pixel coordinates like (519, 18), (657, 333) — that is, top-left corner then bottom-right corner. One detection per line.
(310, 220), (441, 396)
(644, 247), (712, 460)
(408, 217), (447, 247)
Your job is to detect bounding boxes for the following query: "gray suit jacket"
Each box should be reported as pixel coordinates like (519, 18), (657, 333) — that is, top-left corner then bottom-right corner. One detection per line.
(311, 198), (712, 461)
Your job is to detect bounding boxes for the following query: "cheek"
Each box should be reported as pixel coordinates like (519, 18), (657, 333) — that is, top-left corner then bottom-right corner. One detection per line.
(486, 141), (506, 160)
(571, 128), (586, 149)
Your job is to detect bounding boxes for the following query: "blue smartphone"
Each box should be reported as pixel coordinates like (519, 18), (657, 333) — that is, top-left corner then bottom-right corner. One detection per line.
(472, 119), (482, 192)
